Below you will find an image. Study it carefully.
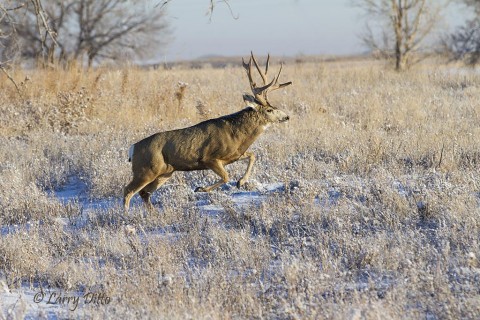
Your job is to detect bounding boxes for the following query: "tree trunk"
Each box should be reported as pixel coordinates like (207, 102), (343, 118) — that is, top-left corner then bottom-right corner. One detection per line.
(393, 0), (404, 71)
(88, 53), (94, 68)
(395, 41), (403, 70)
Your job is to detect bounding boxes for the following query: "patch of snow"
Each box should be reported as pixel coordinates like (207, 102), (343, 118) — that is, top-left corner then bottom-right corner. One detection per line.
(50, 175), (89, 204)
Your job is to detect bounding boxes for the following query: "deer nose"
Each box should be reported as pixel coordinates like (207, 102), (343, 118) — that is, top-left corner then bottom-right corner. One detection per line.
(284, 116), (290, 121)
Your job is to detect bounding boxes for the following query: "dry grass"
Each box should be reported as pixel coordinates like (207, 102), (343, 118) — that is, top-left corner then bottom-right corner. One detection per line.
(0, 58), (479, 319)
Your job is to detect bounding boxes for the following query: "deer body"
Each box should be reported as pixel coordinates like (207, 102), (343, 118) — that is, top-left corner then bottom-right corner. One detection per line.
(130, 108), (268, 172)
(124, 53), (292, 211)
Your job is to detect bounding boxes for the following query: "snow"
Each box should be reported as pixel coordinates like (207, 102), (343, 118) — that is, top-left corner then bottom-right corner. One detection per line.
(1, 174), (422, 317)
(0, 176), (295, 317)
(0, 288), (80, 319)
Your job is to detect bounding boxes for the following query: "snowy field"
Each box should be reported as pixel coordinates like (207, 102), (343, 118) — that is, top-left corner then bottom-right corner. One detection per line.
(0, 177), (289, 318)
(1, 60), (479, 318)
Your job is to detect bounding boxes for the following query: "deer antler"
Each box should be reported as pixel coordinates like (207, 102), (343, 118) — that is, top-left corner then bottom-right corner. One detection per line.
(242, 52), (292, 107)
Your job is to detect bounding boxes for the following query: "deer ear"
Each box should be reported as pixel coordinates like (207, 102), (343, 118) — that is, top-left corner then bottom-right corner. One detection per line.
(243, 94), (260, 110)
(243, 94), (255, 103)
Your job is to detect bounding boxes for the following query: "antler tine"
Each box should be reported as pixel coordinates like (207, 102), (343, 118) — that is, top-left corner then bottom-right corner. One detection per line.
(250, 51), (268, 85)
(243, 54), (269, 105)
(265, 54), (270, 77)
(274, 63), (283, 85)
(254, 78), (276, 94)
(269, 63), (293, 91)
(242, 56), (256, 90)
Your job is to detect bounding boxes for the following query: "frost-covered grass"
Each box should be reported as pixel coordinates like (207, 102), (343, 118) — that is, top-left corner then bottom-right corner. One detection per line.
(0, 59), (479, 319)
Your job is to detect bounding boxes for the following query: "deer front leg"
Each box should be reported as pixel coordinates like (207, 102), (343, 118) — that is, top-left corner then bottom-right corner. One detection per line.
(237, 151), (255, 188)
(195, 160), (229, 192)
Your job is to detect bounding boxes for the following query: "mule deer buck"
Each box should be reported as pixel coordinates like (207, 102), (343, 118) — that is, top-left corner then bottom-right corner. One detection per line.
(124, 52), (292, 210)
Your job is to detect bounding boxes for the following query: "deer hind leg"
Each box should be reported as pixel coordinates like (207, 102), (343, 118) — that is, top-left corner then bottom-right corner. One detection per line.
(195, 160), (229, 192)
(236, 151), (255, 188)
(138, 173), (173, 210)
(123, 177), (153, 211)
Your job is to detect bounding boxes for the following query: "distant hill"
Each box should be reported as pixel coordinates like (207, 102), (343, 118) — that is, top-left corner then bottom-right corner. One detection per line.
(144, 53), (374, 70)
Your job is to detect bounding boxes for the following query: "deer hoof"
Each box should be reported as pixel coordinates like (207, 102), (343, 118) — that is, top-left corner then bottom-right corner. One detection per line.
(236, 180), (244, 188)
(195, 187), (207, 192)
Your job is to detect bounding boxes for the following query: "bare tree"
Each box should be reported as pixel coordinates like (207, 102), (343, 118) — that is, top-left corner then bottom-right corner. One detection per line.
(0, 2), (22, 63)
(443, 0), (480, 66)
(1, 1), (56, 63)
(0, 2), (23, 94)
(72, 0), (169, 66)
(354, 0), (448, 70)
(1, 0), (235, 68)
(3, 0), (168, 66)
(0, 1), (62, 65)
(1, 0), (57, 94)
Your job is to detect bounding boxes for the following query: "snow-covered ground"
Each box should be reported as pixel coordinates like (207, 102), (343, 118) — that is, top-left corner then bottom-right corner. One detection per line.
(0, 176), (293, 318)
(1, 171), (473, 318)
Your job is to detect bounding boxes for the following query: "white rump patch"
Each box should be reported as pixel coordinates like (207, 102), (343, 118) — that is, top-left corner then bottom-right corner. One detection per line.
(128, 144), (135, 162)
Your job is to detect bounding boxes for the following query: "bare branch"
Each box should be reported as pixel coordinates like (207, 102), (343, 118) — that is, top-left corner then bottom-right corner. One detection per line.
(207, 0), (238, 22)
(444, 18), (480, 66)
(0, 63), (22, 97)
(155, 0), (172, 10)
(443, 0), (480, 66)
(30, 0), (59, 54)
(2, 0), (169, 66)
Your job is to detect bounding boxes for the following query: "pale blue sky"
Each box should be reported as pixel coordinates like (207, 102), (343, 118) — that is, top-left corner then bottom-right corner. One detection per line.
(162, 0), (466, 61)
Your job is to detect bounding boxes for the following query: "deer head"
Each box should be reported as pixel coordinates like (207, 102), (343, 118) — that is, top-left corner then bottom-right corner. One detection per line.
(242, 52), (292, 124)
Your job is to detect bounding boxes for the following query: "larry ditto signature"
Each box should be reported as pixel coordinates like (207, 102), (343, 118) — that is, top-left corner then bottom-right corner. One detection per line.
(33, 289), (111, 311)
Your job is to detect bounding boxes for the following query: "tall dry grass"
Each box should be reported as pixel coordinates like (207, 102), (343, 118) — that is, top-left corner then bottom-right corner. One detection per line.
(0, 58), (479, 319)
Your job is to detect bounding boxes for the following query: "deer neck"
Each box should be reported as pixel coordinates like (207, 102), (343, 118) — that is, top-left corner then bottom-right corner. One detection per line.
(229, 107), (268, 141)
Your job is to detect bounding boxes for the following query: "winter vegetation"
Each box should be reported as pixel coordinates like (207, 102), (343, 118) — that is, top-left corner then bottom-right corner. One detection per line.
(0, 1), (480, 318)
(0, 57), (479, 318)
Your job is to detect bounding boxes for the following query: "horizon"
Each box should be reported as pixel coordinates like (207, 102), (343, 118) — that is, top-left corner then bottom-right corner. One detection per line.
(161, 0), (466, 62)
